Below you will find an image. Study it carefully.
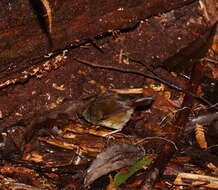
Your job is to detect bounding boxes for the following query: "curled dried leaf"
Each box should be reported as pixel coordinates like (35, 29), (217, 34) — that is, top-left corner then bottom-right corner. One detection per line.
(84, 143), (145, 186)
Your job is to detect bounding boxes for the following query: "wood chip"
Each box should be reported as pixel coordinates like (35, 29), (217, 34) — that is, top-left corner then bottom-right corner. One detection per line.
(174, 172), (218, 189)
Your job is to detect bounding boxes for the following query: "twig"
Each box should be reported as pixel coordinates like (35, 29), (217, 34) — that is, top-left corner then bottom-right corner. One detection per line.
(205, 57), (218, 64)
(135, 137), (178, 151)
(110, 88), (144, 94)
(174, 172), (218, 189)
(73, 57), (183, 90)
(73, 57), (213, 106)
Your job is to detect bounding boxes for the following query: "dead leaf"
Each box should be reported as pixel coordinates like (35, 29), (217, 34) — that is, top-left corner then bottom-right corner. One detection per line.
(84, 143), (145, 186)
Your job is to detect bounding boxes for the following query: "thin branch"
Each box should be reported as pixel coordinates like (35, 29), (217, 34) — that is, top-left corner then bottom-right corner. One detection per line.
(110, 88), (144, 94)
(73, 57), (213, 107)
(135, 137), (178, 151)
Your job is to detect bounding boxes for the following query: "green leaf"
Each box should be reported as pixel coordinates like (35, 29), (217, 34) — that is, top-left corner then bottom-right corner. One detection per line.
(114, 155), (152, 186)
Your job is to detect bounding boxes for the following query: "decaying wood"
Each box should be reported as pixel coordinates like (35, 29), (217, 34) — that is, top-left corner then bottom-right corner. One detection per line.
(0, 0), (198, 78)
(1, 0), (214, 129)
(21, 123), (164, 167)
(174, 172), (218, 189)
(0, 0), (218, 189)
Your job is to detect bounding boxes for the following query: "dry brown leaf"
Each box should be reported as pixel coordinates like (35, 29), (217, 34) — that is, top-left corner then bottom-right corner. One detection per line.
(143, 87), (176, 113)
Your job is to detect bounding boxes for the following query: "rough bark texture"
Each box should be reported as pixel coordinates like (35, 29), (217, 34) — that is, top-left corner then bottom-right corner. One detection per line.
(0, 0), (218, 189)
(0, 0), (196, 78)
(0, 0), (215, 128)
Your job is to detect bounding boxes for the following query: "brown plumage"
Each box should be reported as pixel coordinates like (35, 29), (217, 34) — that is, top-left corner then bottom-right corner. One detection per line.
(82, 94), (153, 133)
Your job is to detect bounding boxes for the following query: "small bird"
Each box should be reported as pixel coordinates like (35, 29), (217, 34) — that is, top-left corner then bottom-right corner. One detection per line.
(82, 93), (153, 135)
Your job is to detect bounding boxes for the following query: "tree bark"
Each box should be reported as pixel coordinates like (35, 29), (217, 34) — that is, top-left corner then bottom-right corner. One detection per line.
(0, 0), (196, 77)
